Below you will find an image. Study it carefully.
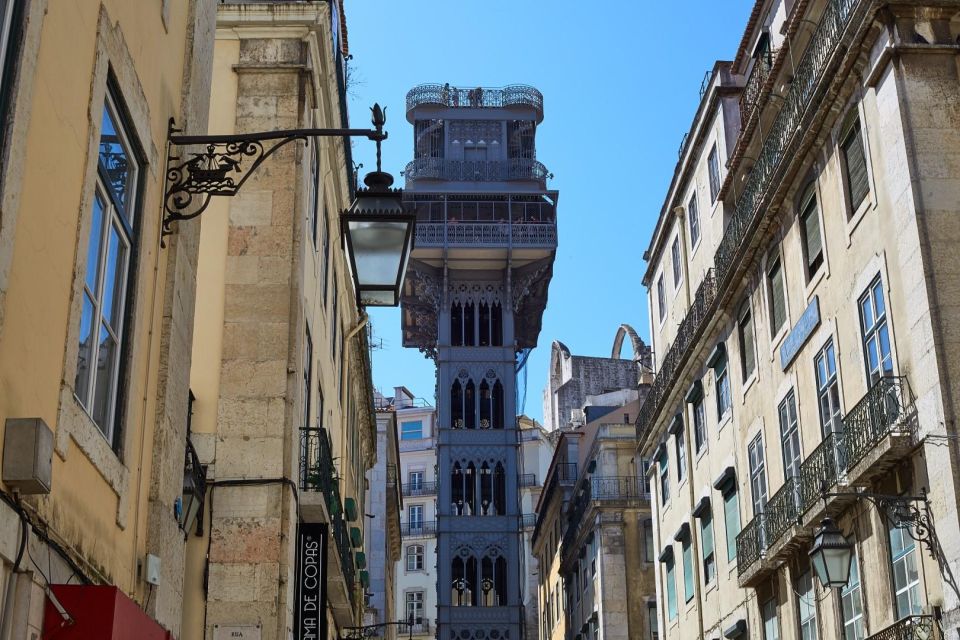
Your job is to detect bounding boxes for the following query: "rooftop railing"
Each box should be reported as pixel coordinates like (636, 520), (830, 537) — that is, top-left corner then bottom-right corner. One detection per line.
(404, 158), (549, 185)
(406, 83), (543, 116)
(414, 222), (557, 248)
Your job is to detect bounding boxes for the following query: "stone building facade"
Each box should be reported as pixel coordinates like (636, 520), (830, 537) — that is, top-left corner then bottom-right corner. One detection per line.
(640, 2), (960, 639)
(0, 0), (214, 637)
(184, 2), (377, 639)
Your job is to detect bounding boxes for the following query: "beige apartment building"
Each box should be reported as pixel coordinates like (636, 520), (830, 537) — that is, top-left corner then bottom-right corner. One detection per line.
(0, 0), (214, 637)
(640, 1), (960, 639)
(184, 2), (376, 639)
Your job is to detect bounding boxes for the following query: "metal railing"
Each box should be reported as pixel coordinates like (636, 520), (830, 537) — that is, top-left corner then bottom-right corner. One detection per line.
(798, 433), (846, 513)
(406, 83), (544, 114)
(398, 620), (431, 636)
(842, 376), (913, 470)
(300, 428), (336, 495)
(520, 513), (537, 529)
(762, 477), (801, 548)
(404, 158), (550, 184)
(635, 270), (716, 439)
(736, 514), (766, 576)
(519, 474), (538, 488)
(332, 513), (357, 606)
(865, 615), (937, 640)
(414, 221), (557, 248)
(590, 476), (647, 501)
(739, 48), (777, 124)
(400, 521), (436, 538)
(407, 197), (555, 224)
(402, 481), (437, 497)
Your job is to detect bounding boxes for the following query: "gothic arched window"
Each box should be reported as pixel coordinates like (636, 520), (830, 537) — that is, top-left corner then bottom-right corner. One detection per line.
(464, 379), (476, 429)
(451, 379), (463, 428)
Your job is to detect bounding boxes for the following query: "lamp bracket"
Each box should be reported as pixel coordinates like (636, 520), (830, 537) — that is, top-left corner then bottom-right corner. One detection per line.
(340, 618), (418, 640)
(161, 106), (387, 247)
(825, 490), (935, 557)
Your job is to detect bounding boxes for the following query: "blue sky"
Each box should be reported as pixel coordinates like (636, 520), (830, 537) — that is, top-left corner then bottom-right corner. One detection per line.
(345, 0), (754, 421)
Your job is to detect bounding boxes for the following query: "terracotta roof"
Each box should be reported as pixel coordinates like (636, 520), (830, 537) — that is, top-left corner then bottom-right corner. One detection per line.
(731, 0), (766, 71)
(337, 0), (349, 55)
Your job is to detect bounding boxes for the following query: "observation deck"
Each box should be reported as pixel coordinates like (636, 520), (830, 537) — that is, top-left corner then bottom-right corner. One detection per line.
(405, 83), (544, 123)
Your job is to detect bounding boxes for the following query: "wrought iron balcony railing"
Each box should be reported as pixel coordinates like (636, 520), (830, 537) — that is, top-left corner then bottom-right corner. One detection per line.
(865, 615), (937, 640)
(404, 158), (549, 184)
(332, 512), (357, 606)
(519, 474), (538, 488)
(563, 476), (646, 551)
(414, 221), (557, 248)
(406, 83), (543, 116)
(400, 521), (436, 538)
(762, 477), (801, 548)
(402, 481), (437, 497)
(738, 48), (777, 125)
(398, 620), (432, 636)
(843, 376), (914, 470)
(736, 513), (765, 576)
(408, 197), (555, 224)
(300, 428), (337, 495)
(798, 432), (846, 513)
(520, 513), (537, 529)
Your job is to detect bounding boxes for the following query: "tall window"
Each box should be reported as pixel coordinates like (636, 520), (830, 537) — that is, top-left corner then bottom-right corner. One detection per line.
(715, 352), (732, 420)
(302, 328), (312, 430)
(890, 522), (922, 619)
(330, 280), (339, 359)
(664, 554), (678, 621)
(406, 591), (425, 624)
(321, 202), (331, 304)
(762, 598), (780, 640)
(841, 540), (865, 640)
(778, 390), (802, 480)
(658, 450), (670, 504)
(767, 257), (787, 336)
(815, 339), (842, 437)
(799, 185), (824, 278)
(414, 119), (445, 159)
(738, 301), (756, 381)
(721, 483), (740, 561)
(309, 142), (321, 249)
(643, 519), (655, 563)
(408, 505), (424, 531)
(688, 193), (701, 248)
(507, 120), (536, 160)
(408, 470), (424, 492)
(647, 601), (658, 640)
(680, 531), (694, 602)
(699, 509), (716, 584)
(692, 394), (707, 454)
(859, 276), (893, 383)
(841, 116), (870, 212)
(407, 544), (424, 571)
(671, 237), (682, 290)
(401, 420), (423, 440)
(748, 435), (768, 517)
(708, 144), (721, 202)
(657, 275), (666, 323)
(675, 428), (686, 484)
(75, 90), (140, 443)
(641, 459), (652, 496)
(795, 569), (818, 640)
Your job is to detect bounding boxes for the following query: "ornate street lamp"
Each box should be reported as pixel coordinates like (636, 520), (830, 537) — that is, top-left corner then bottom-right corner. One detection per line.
(340, 105), (415, 307)
(808, 517), (853, 589)
(161, 103), (412, 307)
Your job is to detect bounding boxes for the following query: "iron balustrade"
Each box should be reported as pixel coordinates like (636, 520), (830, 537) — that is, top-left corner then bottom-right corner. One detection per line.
(300, 428), (337, 496)
(408, 197), (555, 224)
(332, 512), (357, 607)
(404, 158), (550, 185)
(762, 477), (801, 548)
(406, 83), (544, 115)
(519, 474), (538, 488)
(402, 481), (437, 497)
(590, 476), (646, 501)
(635, 270), (717, 440)
(865, 615), (936, 640)
(414, 222), (557, 248)
(736, 514), (766, 576)
(842, 376), (914, 470)
(738, 47), (777, 125)
(520, 514), (537, 529)
(798, 432), (846, 513)
(401, 521), (436, 538)
(398, 620), (431, 636)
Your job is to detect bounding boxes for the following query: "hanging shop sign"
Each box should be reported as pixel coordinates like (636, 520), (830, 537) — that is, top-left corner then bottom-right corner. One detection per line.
(295, 522), (328, 640)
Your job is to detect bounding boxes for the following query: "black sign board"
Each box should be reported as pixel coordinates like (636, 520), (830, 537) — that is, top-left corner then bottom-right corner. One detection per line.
(295, 522), (328, 640)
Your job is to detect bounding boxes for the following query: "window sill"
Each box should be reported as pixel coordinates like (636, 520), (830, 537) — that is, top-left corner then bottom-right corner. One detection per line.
(845, 195), (876, 247)
(695, 445), (709, 465)
(769, 325), (789, 361)
(740, 372), (758, 402)
(717, 412), (732, 433)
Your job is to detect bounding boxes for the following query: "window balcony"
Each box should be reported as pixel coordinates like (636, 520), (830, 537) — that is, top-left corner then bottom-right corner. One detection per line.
(406, 83), (544, 122)
(865, 615), (937, 640)
(404, 157), (550, 186)
(520, 513), (537, 529)
(299, 428), (338, 521)
(402, 481), (437, 497)
(738, 47), (777, 127)
(562, 476), (647, 552)
(737, 376), (917, 585)
(401, 521), (437, 538)
(519, 473), (538, 488)
(398, 620), (432, 637)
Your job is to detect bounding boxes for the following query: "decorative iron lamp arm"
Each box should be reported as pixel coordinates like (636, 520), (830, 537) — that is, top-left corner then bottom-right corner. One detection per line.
(161, 103), (388, 246)
(823, 488), (936, 556)
(339, 615), (419, 640)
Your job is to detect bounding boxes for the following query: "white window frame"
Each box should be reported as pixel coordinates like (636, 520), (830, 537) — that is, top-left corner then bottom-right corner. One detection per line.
(671, 236), (682, 291)
(815, 339), (843, 437)
(707, 144), (721, 203)
(748, 434), (768, 517)
(840, 539), (866, 640)
(406, 544), (425, 572)
(778, 389), (802, 481)
(859, 275), (893, 384)
(889, 523), (923, 619)
(688, 192), (701, 251)
(796, 569), (819, 640)
(656, 274), (666, 324)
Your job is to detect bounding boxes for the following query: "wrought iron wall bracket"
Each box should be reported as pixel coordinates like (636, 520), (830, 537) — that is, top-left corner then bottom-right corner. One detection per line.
(161, 105), (388, 247)
(825, 490), (936, 558)
(340, 618), (418, 640)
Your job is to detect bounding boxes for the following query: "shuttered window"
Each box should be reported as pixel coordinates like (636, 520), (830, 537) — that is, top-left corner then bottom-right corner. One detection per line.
(657, 275), (666, 322)
(688, 194), (701, 247)
(767, 257), (787, 336)
(708, 145), (721, 202)
(738, 302), (756, 381)
(800, 189), (823, 277)
(842, 118), (870, 211)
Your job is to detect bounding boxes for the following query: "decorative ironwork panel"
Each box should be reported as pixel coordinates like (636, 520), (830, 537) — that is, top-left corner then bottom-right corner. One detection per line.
(405, 158), (549, 184)
(842, 376), (914, 469)
(406, 83), (544, 115)
(762, 477), (801, 547)
(401, 521), (437, 538)
(798, 433), (846, 513)
(736, 514), (765, 576)
(864, 615), (936, 640)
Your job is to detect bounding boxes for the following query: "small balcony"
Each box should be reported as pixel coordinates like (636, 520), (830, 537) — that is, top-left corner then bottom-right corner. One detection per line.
(562, 476), (646, 551)
(404, 157), (550, 186)
(520, 513), (537, 529)
(300, 428), (338, 522)
(738, 47), (777, 127)
(737, 376), (917, 586)
(401, 521), (437, 538)
(866, 615), (938, 640)
(406, 83), (544, 122)
(519, 473), (538, 488)
(402, 481), (437, 497)
(398, 620), (432, 637)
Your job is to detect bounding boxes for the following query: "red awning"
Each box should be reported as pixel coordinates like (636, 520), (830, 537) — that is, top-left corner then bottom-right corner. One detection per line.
(43, 585), (172, 640)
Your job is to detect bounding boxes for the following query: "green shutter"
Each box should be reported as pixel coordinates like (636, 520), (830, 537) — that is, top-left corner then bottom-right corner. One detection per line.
(701, 512), (714, 561)
(359, 570), (370, 588)
(768, 260), (786, 333)
(344, 497), (358, 521)
(666, 557), (678, 620)
(843, 120), (870, 210)
(801, 196), (822, 270)
(681, 535), (694, 602)
(350, 526), (363, 548)
(723, 489), (741, 561)
(355, 551), (367, 570)
(740, 309), (755, 379)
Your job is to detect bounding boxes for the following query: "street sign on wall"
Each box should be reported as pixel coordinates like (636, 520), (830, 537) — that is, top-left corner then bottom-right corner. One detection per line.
(295, 522), (329, 640)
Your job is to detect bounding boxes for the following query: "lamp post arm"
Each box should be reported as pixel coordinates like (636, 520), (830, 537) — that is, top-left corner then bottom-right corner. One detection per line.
(824, 489), (936, 557)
